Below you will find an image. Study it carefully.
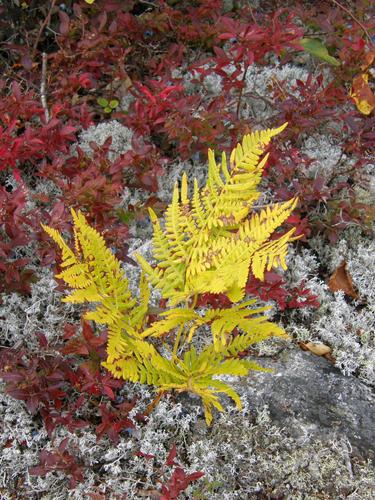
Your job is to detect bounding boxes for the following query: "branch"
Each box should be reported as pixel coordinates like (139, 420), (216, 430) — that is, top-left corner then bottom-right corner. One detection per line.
(32, 0), (57, 57)
(40, 52), (50, 122)
(329, 0), (374, 47)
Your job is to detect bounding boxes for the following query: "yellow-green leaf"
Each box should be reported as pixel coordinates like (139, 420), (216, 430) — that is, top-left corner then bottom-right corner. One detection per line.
(299, 38), (340, 66)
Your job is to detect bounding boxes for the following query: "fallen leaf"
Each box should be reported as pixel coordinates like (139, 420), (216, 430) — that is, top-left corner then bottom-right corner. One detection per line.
(350, 73), (375, 115)
(361, 50), (375, 71)
(328, 260), (358, 299)
(304, 342), (332, 356)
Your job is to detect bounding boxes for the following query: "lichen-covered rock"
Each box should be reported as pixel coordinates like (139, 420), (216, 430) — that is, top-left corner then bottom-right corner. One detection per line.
(232, 348), (375, 460)
(77, 120), (133, 162)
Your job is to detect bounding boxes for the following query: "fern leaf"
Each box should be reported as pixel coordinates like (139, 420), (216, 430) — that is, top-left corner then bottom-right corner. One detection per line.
(41, 224), (78, 268)
(230, 123), (288, 172)
(129, 273), (150, 331)
(141, 307), (201, 338)
(208, 379), (242, 409)
(164, 181), (188, 258)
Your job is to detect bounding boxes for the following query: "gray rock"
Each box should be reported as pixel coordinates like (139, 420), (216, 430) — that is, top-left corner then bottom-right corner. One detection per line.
(235, 348), (375, 460)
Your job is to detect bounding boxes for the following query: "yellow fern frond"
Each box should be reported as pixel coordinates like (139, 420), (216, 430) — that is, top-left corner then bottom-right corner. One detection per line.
(230, 123), (288, 172)
(135, 123), (295, 304)
(43, 209), (137, 327)
(141, 307), (203, 339)
(41, 224), (78, 268)
(44, 121), (300, 427)
(129, 273), (150, 331)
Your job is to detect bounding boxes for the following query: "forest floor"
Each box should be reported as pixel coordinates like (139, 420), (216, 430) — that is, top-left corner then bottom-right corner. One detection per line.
(0, 1), (374, 498)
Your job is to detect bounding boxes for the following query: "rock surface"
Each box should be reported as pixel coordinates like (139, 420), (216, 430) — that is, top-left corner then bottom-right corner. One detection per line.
(235, 348), (375, 460)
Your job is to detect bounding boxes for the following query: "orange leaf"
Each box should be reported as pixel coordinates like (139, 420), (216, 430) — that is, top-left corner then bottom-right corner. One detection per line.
(361, 50), (375, 71)
(328, 260), (358, 299)
(350, 73), (375, 115)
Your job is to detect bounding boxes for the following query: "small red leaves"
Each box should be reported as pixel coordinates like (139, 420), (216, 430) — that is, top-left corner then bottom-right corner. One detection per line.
(61, 321), (107, 357)
(95, 403), (135, 444)
(160, 467), (205, 500)
(29, 439), (84, 489)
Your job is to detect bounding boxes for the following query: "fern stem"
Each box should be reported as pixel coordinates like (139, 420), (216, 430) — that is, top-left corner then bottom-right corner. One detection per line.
(172, 323), (185, 359)
(190, 294), (198, 309)
(172, 295), (198, 358)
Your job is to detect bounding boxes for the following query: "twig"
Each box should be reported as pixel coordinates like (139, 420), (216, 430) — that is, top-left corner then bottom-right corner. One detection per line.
(247, 1), (258, 24)
(40, 52), (50, 122)
(32, 0), (57, 57)
(138, 0), (158, 8)
(236, 64), (250, 118)
(329, 0), (374, 47)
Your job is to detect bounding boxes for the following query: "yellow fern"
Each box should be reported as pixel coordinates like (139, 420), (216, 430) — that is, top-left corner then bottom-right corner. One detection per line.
(136, 122), (300, 305)
(43, 123), (300, 426)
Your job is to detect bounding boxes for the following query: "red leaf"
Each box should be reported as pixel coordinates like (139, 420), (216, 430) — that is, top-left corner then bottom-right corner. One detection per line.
(59, 437), (69, 452)
(218, 33), (236, 40)
(165, 444), (177, 466)
(63, 324), (77, 340)
(59, 11), (70, 36)
(102, 385), (115, 400)
(37, 332), (48, 348)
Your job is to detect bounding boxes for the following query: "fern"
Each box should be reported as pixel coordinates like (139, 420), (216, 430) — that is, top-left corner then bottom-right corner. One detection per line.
(43, 123), (300, 425)
(136, 123), (299, 305)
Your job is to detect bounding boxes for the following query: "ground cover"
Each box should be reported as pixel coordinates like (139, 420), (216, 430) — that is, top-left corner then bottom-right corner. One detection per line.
(0, 1), (374, 498)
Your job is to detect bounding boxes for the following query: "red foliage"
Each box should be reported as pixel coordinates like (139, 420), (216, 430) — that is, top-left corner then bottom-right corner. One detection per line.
(95, 402), (136, 445)
(136, 444), (205, 499)
(159, 444), (205, 499)
(29, 438), (85, 489)
(0, 322), (142, 444)
(246, 272), (320, 311)
(0, 177), (36, 297)
(160, 467), (205, 500)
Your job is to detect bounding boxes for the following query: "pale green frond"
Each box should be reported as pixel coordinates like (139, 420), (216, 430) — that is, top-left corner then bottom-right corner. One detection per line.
(148, 208), (172, 262)
(180, 172), (189, 205)
(44, 122), (299, 428)
(164, 181), (188, 258)
(130, 273), (150, 331)
(209, 358), (249, 376)
(191, 178), (206, 230)
(208, 379), (242, 409)
(141, 307), (199, 338)
(220, 151), (231, 182)
(251, 227), (298, 280)
(230, 123), (288, 172)
(61, 286), (101, 304)
(207, 149), (225, 194)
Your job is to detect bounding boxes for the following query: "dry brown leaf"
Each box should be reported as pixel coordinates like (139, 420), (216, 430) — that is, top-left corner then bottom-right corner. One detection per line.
(328, 260), (358, 299)
(304, 342), (332, 356)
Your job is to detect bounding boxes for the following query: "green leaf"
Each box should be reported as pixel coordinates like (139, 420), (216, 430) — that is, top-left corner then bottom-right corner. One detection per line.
(116, 209), (135, 224)
(97, 97), (109, 107)
(299, 38), (340, 66)
(109, 99), (119, 109)
(104, 107), (112, 113)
